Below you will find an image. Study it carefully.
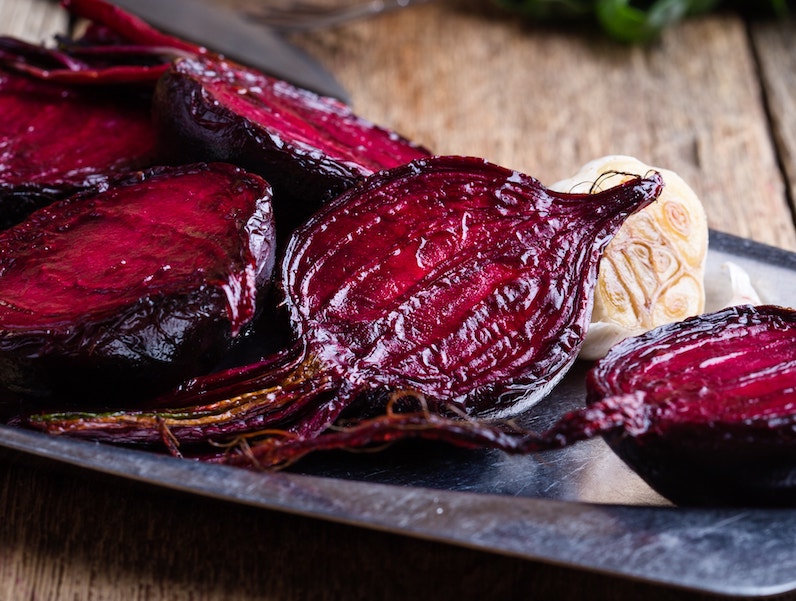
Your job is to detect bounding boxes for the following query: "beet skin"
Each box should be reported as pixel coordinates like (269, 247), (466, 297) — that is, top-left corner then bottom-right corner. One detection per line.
(153, 55), (431, 231)
(0, 163), (275, 404)
(586, 304), (796, 506)
(0, 67), (158, 228)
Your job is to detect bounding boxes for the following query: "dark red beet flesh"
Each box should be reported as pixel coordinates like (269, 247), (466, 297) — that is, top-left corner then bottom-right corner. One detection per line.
(153, 55), (431, 231)
(30, 157), (663, 466)
(281, 157), (661, 417)
(4, 0), (427, 235)
(0, 163), (275, 403)
(583, 304), (796, 506)
(9, 2), (795, 507)
(0, 67), (158, 228)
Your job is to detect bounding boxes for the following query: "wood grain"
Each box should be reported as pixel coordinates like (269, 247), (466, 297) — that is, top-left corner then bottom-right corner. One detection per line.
(286, 0), (796, 250)
(0, 0), (66, 41)
(752, 18), (796, 222)
(0, 448), (753, 601)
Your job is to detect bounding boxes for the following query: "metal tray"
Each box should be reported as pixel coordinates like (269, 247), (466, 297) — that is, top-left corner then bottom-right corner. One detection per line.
(1, 230), (795, 598)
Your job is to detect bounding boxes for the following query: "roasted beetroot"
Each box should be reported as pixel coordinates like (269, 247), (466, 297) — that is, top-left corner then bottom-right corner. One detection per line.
(220, 303), (796, 506)
(31, 156), (663, 465)
(62, 0), (201, 55)
(0, 163), (275, 403)
(0, 67), (158, 228)
(4, 0), (427, 234)
(581, 304), (796, 506)
(153, 54), (431, 230)
(0, 0), (200, 85)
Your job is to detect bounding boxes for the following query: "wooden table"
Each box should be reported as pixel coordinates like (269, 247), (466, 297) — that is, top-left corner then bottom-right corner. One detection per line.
(2, 0), (796, 599)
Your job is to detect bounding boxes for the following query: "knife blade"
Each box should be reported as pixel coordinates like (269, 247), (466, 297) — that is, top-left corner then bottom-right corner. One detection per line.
(112, 0), (350, 102)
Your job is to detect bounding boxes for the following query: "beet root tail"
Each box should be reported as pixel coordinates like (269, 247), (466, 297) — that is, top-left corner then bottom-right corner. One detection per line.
(214, 393), (647, 469)
(26, 355), (339, 449)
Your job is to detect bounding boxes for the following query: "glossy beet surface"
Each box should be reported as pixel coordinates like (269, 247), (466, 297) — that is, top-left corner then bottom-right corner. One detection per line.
(281, 157), (662, 416)
(0, 68), (157, 228)
(154, 55), (431, 230)
(584, 304), (796, 506)
(0, 163), (275, 403)
(32, 157), (663, 467)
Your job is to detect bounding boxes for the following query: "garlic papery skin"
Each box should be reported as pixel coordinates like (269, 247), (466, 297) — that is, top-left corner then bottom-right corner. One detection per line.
(551, 155), (708, 360)
(701, 260), (762, 313)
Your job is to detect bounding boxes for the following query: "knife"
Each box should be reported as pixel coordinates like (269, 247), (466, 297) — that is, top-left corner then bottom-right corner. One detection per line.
(112, 0), (350, 102)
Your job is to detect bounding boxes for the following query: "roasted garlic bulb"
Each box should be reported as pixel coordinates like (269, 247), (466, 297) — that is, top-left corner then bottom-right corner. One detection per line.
(551, 155), (708, 359)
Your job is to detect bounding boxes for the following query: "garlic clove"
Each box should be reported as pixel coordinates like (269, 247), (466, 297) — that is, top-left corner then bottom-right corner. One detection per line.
(551, 155), (708, 360)
(703, 260), (763, 314)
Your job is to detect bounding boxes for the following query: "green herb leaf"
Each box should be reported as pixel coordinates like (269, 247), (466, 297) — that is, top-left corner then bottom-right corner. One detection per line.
(596, 0), (724, 43)
(493, 0), (790, 43)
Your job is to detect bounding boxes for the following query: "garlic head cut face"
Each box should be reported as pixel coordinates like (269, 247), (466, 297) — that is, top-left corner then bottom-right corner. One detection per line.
(551, 155), (708, 360)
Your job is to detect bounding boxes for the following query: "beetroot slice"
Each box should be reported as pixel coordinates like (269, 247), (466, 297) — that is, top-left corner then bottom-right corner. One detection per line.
(0, 67), (158, 228)
(0, 36), (174, 85)
(30, 157), (663, 465)
(0, 163), (275, 403)
(62, 0), (202, 55)
(582, 304), (796, 506)
(0, 0), (200, 85)
(153, 55), (431, 230)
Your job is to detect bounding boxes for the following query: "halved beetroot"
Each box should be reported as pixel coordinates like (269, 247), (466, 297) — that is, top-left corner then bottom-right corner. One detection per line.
(0, 163), (275, 403)
(585, 304), (796, 506)
(153, 55), (431, 230)
(0, 67), (158, 228)
(29, 158), (664, 464)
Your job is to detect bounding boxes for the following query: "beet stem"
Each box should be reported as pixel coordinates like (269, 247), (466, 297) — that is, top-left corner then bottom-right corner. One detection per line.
(214, 392), (648, 469)
(28, 355), (339, 446)
(533, 392), (649, 448)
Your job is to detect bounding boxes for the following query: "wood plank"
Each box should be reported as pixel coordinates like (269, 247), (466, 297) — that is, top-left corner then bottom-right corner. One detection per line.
(0, 448), (740, 601)
(0, 0), (67, 42)
(286, 1), (796, 250)
(751, 17), (796, 226)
